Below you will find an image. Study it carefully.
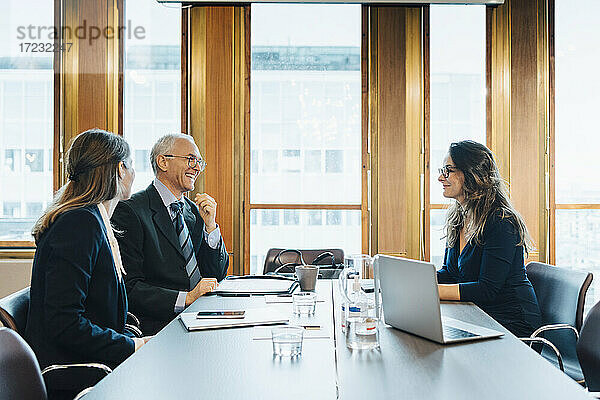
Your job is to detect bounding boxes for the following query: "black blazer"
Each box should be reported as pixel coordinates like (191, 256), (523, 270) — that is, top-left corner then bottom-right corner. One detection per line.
(112, 184), (229, 334)
(25, 205), (135, 370)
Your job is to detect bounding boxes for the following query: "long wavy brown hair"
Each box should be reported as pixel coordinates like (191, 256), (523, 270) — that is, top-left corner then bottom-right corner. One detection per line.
(31, 129), (131, 242)
(444, 140), (534, 254)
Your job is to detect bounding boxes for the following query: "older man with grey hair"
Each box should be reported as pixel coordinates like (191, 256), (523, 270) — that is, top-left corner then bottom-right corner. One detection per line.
(112, 133), (229, 335)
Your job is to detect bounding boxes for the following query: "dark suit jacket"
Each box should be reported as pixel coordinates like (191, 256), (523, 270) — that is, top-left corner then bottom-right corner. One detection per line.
(25, 205), (135, 371)
(112, 184), (229, 334)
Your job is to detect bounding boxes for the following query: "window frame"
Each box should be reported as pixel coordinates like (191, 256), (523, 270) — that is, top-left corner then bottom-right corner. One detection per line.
(0, 0), (61, 252)
(548, 0), (600, 264)
(425, 5), (489, 262)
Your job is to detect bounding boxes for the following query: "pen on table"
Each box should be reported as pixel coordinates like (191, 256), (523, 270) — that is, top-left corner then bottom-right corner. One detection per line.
(301, 325), (321, 330)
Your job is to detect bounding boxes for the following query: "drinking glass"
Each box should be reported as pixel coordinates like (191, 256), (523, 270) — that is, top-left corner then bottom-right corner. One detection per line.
(272, 326), (304, 357)
(293, 292), (317, 315)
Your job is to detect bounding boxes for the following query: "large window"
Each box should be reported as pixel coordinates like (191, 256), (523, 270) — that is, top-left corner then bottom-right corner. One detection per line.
(124, 0), (181, 192)
(0, 1), (54, 242)
(429, 5), (486, 266)
(555, 0), (600, 312)
(249, 4), (362, 275)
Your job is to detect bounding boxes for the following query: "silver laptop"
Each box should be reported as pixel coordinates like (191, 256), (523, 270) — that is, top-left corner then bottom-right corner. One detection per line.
(374, 254), (504, 344)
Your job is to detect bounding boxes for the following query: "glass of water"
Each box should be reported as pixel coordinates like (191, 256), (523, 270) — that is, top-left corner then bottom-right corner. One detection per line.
(272, 326), (304, 357)
(293, 292), (317, 315)
(345, 315), (380, 350)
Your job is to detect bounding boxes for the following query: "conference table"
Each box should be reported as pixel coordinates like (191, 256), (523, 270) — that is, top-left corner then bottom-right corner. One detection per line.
(84, 280), (590, 399)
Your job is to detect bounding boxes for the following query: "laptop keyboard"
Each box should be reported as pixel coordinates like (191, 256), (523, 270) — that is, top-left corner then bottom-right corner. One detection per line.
(443, 325), (479, 340)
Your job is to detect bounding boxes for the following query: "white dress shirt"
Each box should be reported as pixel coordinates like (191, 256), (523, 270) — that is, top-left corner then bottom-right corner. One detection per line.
(153, 178), (222, 313)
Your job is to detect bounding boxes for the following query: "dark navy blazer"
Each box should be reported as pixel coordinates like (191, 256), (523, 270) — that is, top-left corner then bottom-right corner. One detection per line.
(25, 205), (135, 370)
(437, 212), (542, 337)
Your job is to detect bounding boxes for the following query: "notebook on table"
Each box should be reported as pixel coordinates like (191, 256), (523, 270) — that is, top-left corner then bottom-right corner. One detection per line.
(179, 307), (289, 331)
(213, 275), (298, 295)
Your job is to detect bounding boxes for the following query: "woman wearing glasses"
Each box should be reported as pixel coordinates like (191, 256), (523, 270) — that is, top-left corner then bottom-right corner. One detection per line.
(436, 140), (542, 337)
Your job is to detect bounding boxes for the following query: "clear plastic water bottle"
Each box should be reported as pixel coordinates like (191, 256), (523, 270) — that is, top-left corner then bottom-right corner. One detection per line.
(339, 261), (358, 333)
(345, 276), (379, 350)
(340, 283), (360, 333)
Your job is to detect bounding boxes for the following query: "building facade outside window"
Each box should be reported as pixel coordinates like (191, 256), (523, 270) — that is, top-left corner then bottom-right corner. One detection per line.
(249, 4), (362, 274)
(0, 0), (54, 241)
(124, 0), (181, 193)
(555, 0), (600, 313)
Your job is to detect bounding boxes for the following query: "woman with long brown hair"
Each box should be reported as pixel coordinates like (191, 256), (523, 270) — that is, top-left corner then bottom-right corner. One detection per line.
(436, 140), (542, 337)
(26, 129), (149, 396)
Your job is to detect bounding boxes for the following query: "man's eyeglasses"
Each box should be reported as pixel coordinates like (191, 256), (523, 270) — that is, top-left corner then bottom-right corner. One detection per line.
(438, 165), (458, 179)
(163, 155), (207, 172)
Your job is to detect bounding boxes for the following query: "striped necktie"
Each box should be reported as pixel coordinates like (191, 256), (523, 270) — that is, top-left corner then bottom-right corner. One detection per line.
(170, 201), (201, 290)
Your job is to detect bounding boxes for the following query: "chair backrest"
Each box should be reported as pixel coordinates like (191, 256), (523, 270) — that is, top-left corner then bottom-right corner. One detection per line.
(0, 287), (30, 333)
(526, 262), (592, 330)
(0, 327), (47, 400)
(263, 248), (344, 275)
(577, 300), (600, 391)
(526, 262), (593, 380)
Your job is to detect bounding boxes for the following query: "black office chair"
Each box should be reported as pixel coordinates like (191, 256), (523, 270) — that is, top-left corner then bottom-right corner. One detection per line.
(0, 287), (139, 397)
(0, 287), (30, 332)
(577, 300), (600, 392)
(0, 286), (142, 337)
(522, 261), (593, 383)
(0, 327), (108, 400)
(262, 248), (345, 278)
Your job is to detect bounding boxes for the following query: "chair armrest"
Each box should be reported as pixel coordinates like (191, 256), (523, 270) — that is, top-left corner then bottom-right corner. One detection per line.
(531, 323), (579, 340)
(520, 337), (564, 372)
(41, 363), (112, 377)
(125, 324), (143, 338)
(41, 362), (112, 395)
(127, 312), (141, 329)
(74, 386), (94, 400)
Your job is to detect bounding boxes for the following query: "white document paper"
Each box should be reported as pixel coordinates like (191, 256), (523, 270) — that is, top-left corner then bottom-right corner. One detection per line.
(179, 307), (289, 331)
(214, 277), (297, 294)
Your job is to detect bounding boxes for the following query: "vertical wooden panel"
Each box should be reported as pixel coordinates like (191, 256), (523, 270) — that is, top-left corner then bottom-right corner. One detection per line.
(488, 0), (550, 262)
(182, 8), (189, 134)
(370, 7), (424, 260)
(361, 6), (370, 256)
(368, 7), (380, 257)
(205, 7), (234, 266)
(377, 8), (407, 255)
(548, 0), (556, 264)
(189, 6), (206, 193)
(423, 5), (430, 261)
(189, 6), (247, 275)
(53, 0), (62, 192)
(234, 6), (249, 276)
(511, 0), (540, 261)
(117, 0), (124, 136)
(488, 2), (512, 180)
(77, 0), (107, 132)
(405, 8), (425, 260)
(59, 0), (121, 186)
